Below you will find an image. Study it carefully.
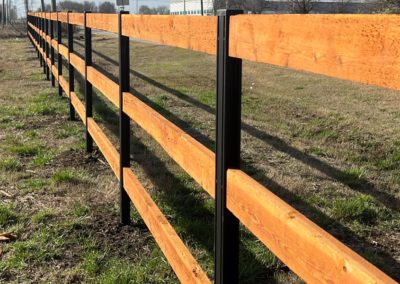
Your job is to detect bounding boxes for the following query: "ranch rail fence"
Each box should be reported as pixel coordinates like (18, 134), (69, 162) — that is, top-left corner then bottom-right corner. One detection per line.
(25, 11), (398, 284)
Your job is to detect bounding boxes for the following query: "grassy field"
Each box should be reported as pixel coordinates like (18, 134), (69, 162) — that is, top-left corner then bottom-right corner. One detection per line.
(0, 27), (399, 283)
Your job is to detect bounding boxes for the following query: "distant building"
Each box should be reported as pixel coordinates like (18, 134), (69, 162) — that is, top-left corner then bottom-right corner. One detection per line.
(170, 0), (214, 15)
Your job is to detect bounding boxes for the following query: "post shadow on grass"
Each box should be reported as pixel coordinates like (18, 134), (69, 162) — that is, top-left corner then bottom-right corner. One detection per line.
(72, 39), (400, 213)
(72, 67), (399, 280)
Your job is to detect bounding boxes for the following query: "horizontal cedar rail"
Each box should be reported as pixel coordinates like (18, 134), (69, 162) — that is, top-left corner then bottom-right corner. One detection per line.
(122, 92), (215, 197)
(123, 168), (211, 284)
(58, 76), (69, 95)
(58, 43), (69, 59)
(46, 58), (51, 68)
(69, 13), (84, 26)
(226, 169), (397, 284)
(87, 118), (120, 177)
(86, 66), (119, 107)
(69, 53), (85, 76)
(51, 65), (58, 78)
(86, 13), (118, 33)
(58, 12), (68, 23)
(229, 14), (400, 90)
(121, 15), (217, 55)
(70, 91), (86, 124)
(51, 39), (58, 50)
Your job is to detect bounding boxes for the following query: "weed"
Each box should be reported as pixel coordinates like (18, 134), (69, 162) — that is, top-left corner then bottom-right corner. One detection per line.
(82, 250), (105, 275)
(52, 168), (84, 184)
(332, 195), (378, 224)
(0, 158), (22, 171)
(33, 151), (55, 166)
(9, 143), (42, 157)
(31, 210), (56, 223)
(0, 204), (19, 227)
(338, 167), (367, 186)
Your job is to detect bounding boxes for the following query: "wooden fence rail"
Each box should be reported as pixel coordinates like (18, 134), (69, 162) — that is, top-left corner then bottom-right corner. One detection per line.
(26, 11), (397, 284)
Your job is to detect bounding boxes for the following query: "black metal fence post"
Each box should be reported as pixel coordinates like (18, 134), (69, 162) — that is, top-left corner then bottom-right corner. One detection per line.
(67, 11), (76, 120)
(84, 11), (93, 153)
(118, 11), (131, 225)
(57, 12), (62, 97)
(215, 9), (243, 284)
(45, 14), (50, 81)
(50, 13), (55, 87)
(40, 16), (44, 70)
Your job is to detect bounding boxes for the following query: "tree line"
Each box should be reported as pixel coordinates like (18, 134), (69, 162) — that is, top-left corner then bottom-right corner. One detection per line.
(37, 1), (116, 13)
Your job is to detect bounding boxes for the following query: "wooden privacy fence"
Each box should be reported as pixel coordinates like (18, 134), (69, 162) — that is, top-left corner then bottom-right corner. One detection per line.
(26, 11), (398, 284)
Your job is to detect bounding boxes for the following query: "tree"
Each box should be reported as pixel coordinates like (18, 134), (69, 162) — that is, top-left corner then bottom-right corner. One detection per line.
(98, 1), (116, 13)
(287, 0), (314, 13)
(380, 0), (400, 13)
(83, 1), (97, 12)
(243, 0), (265, 13)
(154, 6), (169, 15)
(58, 1), (84, 12)
(139, 5), (152, 14)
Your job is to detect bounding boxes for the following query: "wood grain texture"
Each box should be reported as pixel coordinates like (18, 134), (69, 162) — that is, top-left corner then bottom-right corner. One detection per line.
(123, 92), (215, 197)
(87, 118), (120, 177)
(69, 53), (85, 76)
(50, 12), (57, 21)
(123, 168), (211, 284)
(86, 13), (118, 33)
(58, 44), (69, 59)
(229, 14), (400, 90)
(69, 13), (84, 27)
(51, 65), (58, 78)
(87, 67), (119, 107)
(226, 169), (397, 284)
(58, 76), (69, 95)
(121, 15), (217, 55)
(51, 39), (58, 50)
(58, 12), (68, 23)
(70, 91), (86, 124)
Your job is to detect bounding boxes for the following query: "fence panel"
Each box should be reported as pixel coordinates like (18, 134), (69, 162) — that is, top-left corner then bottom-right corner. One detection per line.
(26, 12), (398, 284)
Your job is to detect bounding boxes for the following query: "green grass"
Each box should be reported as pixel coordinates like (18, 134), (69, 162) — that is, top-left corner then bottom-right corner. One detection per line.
(0, 158), (22, 172)
(32, 151), (55, 166)
(31, 210), (56, 223)
(52, 168), (85, 184)
(19, 178), (48, 191)
(72, 203), (90, 218)
(55, 124), (81, 139)
(0, 227), (65, 271)
(9, 143), (43, 157)
(338, 167), (367, 186)
(0, 204), (20, 227)
(332, 195), (379, 224)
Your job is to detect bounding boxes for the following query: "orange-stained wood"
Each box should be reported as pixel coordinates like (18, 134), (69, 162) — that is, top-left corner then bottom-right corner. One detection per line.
(86, 13), (118, 33)
(58, 76), (69, 95)
(50, 12), (57, 21)
(226, 169), (397, 284)
(121, 15), (217, 55)
(69, 53), (85, 76)
(69, 13), (84, 26)
(51, 65), (58, 79)
(46, 58), (51, 68)
(229, 14), (400, 90)
(58, 43), (69, 59)
(51, 39), (58, 50)
(87, 118), (120, 177)
(123, 92), (215, 197)
(58, 12), (68, 23)
(123, 168), (211, 284)
(70, 91), (86, 124)
(87, 67), (119, 107)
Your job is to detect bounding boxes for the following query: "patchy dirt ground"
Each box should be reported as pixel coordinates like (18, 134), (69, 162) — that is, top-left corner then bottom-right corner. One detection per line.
(0, 26), (399, 283)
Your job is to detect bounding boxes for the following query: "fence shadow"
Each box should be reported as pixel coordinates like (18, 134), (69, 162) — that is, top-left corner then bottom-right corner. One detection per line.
(73, 39), (399, 213)
(72, 62), (399, 280)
